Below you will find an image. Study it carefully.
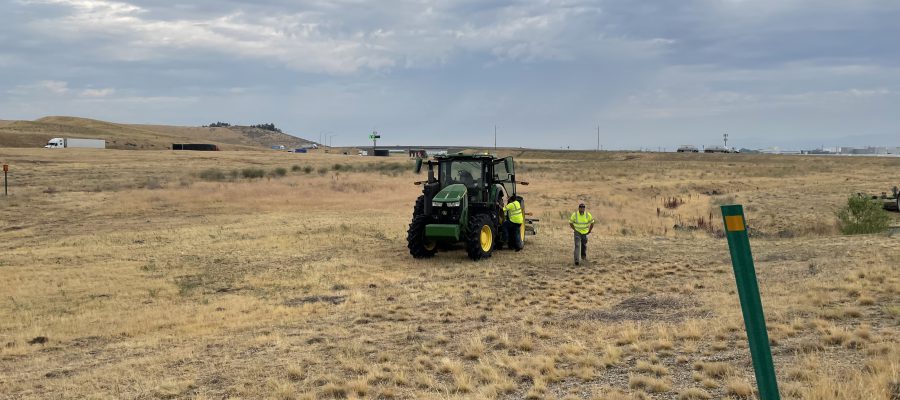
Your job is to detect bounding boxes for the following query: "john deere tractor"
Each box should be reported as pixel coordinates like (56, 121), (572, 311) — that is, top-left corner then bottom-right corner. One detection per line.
(407, 153), (536, 260)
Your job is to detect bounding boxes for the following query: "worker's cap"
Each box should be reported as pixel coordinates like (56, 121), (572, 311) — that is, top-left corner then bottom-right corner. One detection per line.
(578, 203), (585, 207)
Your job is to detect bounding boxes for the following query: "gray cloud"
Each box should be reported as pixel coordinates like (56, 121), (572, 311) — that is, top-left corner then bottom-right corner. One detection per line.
(1, 0), (898, 149)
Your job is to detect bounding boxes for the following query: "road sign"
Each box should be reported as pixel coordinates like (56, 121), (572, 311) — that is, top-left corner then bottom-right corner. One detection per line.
(721, 204), (780, 400)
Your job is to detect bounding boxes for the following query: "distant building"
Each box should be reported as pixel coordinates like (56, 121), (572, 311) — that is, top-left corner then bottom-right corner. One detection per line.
(408, 148), (448, 158)
(802, 148), (834, 155)
(801, 146), (900, 156)
(676, 145), (699, 153)
(760, 147), (801, 155)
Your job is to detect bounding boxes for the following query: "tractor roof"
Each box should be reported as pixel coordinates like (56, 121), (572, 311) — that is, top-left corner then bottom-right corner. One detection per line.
(433, 152), (500, 161)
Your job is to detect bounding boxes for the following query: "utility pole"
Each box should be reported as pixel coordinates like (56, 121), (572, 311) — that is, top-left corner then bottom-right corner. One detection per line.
(597, 125), (600, 151)
(494, 125), (497, 153)
(724, 132), (729, 149)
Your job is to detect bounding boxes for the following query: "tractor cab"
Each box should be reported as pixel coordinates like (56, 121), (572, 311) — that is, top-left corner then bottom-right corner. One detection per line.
(436, 156), (514, 202)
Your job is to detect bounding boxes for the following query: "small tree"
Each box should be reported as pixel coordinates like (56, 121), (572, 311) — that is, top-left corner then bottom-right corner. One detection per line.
(836, 195), (890, 234)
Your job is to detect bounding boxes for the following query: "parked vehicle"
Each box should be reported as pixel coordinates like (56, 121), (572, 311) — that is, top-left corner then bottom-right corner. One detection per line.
(173, 143), (219, 151)
(44, 138), (105, 149)
(704, 146), (729, 153)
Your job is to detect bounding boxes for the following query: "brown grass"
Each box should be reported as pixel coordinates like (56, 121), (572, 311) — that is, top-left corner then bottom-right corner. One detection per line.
(628, 374), (672, 393)
(1, 148), (898, 399)
(724, 378), (754, 398)
(677, 387), (713, 399)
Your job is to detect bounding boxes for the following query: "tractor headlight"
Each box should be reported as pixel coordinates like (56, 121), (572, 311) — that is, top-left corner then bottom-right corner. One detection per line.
(432, 201), (461, 207)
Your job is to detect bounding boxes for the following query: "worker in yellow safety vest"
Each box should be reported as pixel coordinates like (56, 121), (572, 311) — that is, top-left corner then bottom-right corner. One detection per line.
(503, 196), (524, 251)
(569, 203), (595, 265)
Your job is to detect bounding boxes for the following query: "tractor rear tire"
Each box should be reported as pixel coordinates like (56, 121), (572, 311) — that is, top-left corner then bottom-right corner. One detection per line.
(519, 223), (526, 247)
(408, 215), (437, 258)
(466, 214), (495, 260)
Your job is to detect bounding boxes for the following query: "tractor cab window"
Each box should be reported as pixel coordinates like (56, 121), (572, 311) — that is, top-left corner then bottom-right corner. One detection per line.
(492, 157), (514, 196)
(440, 160), (483, 191)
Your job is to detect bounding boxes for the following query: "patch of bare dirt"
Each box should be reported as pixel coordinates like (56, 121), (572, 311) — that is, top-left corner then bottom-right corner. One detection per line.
(571, 294), (708, 322)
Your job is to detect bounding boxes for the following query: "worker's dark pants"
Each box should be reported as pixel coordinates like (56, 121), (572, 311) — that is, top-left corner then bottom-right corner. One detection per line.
(574, 231), (588, 263)
(503, 220), (522, 250)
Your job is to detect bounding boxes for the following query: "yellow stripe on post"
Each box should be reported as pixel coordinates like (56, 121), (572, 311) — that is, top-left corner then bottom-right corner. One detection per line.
(725, 215), (745, 232)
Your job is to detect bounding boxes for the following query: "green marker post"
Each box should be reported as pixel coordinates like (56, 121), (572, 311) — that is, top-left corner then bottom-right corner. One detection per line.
(720, 204), (780, 400)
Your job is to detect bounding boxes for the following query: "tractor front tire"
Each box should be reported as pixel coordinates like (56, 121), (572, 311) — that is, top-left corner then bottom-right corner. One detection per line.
(408, 215), (437, 258)
(466, 214), (495, 260)
(412, 195), (425, 217)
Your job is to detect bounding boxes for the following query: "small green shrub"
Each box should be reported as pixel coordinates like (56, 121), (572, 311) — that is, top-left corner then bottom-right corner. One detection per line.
(199, 168), (226, 181)
(241, 168), (266, 179)
(370, 162), (407, 175)
(272, 167), (287, 177)
(317, 167), (328, 175)
(332, 163), (343, 171)
(291, 165), (302, 172)
(836, 195), (890, 235)
(303, 166), (313, 174)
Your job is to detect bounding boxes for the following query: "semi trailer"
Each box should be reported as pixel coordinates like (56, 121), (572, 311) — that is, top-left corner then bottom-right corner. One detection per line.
(44, 138), (106, 149)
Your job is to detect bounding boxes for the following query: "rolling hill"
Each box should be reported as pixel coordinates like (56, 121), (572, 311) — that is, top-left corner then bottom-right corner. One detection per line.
(0, 116), (318, 150)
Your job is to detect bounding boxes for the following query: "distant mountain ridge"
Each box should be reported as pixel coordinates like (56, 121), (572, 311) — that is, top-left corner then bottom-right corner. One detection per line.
(0, 116), (317, 150)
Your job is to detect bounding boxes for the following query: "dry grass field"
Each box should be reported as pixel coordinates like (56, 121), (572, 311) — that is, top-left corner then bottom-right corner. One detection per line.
(1, 148), (898, 399)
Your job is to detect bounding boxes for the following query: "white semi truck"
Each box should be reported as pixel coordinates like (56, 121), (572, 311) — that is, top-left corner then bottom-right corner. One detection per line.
(44, 138), (106, 149)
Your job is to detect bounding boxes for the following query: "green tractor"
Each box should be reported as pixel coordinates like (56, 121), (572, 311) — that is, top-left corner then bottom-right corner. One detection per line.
(407, 153), (536, 260)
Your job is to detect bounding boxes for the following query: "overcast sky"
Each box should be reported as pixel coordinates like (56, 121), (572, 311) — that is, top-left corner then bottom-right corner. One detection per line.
(2, 0), (898, 149)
